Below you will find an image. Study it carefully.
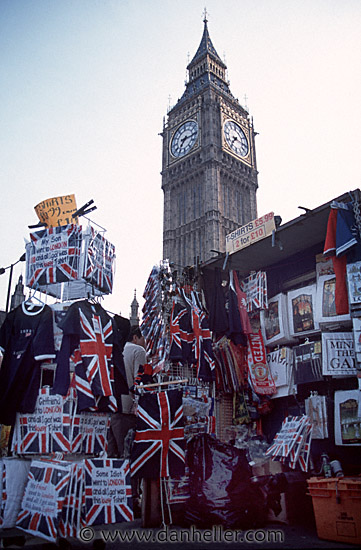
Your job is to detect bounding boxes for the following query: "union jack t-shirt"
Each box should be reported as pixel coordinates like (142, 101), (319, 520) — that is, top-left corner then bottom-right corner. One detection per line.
(52, 300), (117, 413)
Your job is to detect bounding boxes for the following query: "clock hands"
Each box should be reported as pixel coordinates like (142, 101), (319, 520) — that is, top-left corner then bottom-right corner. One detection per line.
(180, 129), (197, 147)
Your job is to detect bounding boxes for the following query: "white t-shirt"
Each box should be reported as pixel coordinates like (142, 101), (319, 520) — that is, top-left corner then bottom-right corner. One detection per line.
(121, 342), (147, 414)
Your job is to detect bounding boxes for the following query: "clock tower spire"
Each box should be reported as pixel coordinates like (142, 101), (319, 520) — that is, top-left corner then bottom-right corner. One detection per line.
(162, 17), (258, 268)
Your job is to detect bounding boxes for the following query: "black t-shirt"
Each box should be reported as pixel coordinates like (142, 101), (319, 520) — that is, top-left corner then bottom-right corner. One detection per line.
(0, 302), (55, 425)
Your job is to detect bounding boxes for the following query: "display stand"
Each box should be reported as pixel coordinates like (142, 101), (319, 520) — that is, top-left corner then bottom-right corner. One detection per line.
(0, 212), (127, 548)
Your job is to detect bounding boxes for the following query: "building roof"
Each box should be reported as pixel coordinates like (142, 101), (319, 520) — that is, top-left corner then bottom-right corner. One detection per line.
(201, 190), (361, 277)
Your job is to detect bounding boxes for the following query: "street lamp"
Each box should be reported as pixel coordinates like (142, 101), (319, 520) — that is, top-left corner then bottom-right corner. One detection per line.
(0, 253), (26, 313)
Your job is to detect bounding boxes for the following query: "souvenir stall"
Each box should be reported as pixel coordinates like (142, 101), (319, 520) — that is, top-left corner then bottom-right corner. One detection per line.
(0, 196), (134, 546)
(198, 190), (361, 544)
(134, 260), (284, 529)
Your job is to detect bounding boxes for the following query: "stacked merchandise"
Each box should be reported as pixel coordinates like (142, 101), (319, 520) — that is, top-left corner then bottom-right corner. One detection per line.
(203, 269), (276, 434)
(266, 415), (313, 472)
(13, 457), (132, 542)
(25, 222), (116, 300)
(141, 262), (172, 374)
(0, 205), (137, 542)
(257, 196), (361, 465)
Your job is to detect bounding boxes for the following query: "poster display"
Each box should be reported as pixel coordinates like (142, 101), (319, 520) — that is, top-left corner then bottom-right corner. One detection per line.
(334, 390), (361, 446)
(352, 317), (361, 363)
(322, 332), (357, 377)
(261, 293), (296, 346)
(346, 261), (361, 305)
(287, 285), (319, 336)
(315, 274), (351, 327)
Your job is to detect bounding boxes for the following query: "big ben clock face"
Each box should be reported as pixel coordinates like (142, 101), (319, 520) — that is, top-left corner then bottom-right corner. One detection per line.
(223, 120), (249, 158)
(170, 120), (198, 158)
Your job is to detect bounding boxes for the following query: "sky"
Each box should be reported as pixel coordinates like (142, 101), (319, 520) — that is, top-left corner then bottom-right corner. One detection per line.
(1, 0), (361, 318)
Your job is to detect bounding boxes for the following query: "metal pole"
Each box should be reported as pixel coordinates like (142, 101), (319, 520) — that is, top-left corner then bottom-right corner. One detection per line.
(5, 264), (14, 313)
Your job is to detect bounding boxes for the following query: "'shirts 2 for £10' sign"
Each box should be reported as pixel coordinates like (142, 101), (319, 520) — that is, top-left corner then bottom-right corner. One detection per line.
(226, 212), (275, 254)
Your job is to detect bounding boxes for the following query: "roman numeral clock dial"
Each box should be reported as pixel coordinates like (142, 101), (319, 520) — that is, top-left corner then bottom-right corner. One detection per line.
(170, 120), (198, 158)
(223, 120), (249, 158)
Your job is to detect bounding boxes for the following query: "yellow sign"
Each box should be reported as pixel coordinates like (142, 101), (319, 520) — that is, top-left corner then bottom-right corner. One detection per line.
(226, 212), (276, 254)
(34, 194), (78, 227)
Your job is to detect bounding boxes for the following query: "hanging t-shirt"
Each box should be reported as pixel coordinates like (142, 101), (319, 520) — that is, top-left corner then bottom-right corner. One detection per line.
(0, 302), (56, 425)
(323, 206), (359, 315)
(52, 300), (117, 412)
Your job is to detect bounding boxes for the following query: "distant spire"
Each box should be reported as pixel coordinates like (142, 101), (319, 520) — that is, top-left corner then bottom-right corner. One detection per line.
(188, 11), (225, 69)
(130, 289), (140, 327)
(173, 13), (234, 108)
(10, 274), (25, 311)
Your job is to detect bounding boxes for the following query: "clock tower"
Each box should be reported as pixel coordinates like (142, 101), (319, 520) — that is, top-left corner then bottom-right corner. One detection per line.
(161, 16), (258, 268)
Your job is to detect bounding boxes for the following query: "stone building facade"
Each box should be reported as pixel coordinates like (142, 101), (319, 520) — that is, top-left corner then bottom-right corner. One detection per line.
(161, 17), (258, 269)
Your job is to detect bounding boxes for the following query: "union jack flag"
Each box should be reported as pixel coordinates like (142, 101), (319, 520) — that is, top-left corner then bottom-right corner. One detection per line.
(169, 300), (193, 364)
(26, 224), (82, 289)
(84, 459), (133, 525)
(131, 389), (185, 479)
(16, 459), (72, 542)
(83, 227), (115, 294)
(190, 303), (216, 382)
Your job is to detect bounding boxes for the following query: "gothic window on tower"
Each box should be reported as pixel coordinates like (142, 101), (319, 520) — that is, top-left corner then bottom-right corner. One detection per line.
(183, 190), (187, 224)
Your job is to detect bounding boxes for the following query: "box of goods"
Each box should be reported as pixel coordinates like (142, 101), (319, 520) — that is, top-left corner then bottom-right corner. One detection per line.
(307, 477), (361, 545)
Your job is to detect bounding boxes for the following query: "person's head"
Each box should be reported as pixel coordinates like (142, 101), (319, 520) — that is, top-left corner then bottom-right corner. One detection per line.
(129, 326), (146, 348)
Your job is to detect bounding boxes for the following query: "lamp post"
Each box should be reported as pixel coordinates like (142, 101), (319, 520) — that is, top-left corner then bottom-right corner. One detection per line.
(0, 253), (26, 313)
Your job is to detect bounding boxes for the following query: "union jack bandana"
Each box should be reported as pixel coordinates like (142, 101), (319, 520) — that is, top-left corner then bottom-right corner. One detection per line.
(26, 224), (82, 289)
(83, 227), (116, 295)
(131, 389), (185, 479)
(16, 459), (72, 542)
